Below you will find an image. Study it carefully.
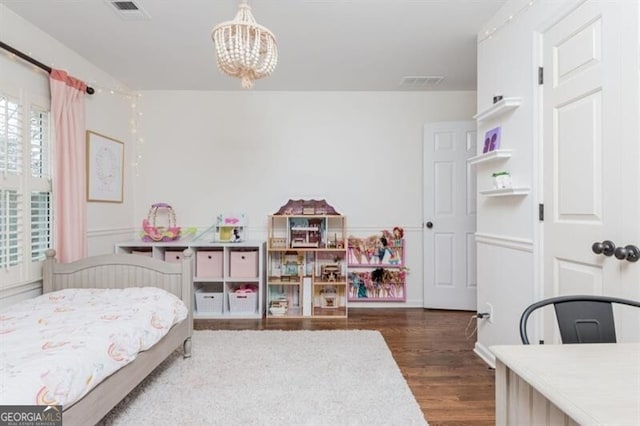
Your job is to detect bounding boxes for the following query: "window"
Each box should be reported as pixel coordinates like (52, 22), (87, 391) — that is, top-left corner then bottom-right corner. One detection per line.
(0, 93), (52, 287)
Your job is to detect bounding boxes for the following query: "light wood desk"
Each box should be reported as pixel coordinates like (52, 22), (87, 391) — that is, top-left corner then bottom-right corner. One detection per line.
(491, 343), (640, 425)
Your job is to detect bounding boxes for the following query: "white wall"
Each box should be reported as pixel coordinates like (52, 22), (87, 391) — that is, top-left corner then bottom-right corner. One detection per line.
(2, 4), (477, 309)
(135, 90), (476, 307)
(474, 0), (586, 365)
(0, 5), (134, 304)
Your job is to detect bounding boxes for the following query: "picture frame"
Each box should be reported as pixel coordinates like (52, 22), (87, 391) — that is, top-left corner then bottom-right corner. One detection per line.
(86, 130), (124, 203)
(483, 126), (502, 153)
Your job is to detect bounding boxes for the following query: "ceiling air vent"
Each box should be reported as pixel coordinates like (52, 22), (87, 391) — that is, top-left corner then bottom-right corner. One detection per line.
(399, 76), (445, 90)
(106, 0), (151, 20)
(113, 1), (138, 10)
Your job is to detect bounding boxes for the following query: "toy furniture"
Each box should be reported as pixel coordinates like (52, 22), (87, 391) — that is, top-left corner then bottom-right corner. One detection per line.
(266, 199), (347, 318)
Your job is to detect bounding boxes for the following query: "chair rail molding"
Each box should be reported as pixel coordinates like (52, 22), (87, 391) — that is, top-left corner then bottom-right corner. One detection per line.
(87, 227), (137, 238)
(475, 232), (534, 253)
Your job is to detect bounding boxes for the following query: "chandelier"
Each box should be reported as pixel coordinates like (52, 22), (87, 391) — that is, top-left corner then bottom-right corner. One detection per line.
(211, 0), (278, 89)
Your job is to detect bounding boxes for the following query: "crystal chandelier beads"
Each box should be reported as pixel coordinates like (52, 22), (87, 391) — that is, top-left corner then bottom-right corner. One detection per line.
(211, 0), (278, 89)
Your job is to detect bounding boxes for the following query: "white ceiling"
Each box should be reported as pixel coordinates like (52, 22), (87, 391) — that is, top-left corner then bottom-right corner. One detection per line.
(2, 0), (506, 91)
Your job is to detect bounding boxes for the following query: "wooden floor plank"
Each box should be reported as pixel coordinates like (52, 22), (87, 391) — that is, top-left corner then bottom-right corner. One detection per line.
(195, 308), (495, 426)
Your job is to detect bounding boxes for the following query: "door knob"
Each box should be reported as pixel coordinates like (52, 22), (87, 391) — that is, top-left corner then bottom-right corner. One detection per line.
(614, 245), (640, 262)
(592, 240), (616, 256)
(425, 221), (433, 229)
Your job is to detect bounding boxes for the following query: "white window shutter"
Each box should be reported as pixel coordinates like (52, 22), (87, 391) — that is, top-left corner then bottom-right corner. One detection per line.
(0, 189), (23, 268)
(0, 95), (23, 175)
(30, 106), (50, 180)
(0, 93), (52, 286)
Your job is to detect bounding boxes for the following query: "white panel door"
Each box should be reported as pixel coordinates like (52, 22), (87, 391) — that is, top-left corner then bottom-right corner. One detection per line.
(542, 1), (640, 342)
(423, 121), (477, 310)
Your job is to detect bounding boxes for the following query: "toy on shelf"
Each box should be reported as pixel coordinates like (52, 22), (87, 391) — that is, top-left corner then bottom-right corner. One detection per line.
(348, 268), (407, 301)
(274, 199), (340, 216)
(347, 227), (404, 266)
(193, 213), (247, 243)
(215, 213), (246, 242)
(290, 217), (323, 248)
(141, 203), (182, 242)
(269, 299), (288, 316)
(321, 264), (340, 282)
(319, 286), (338, 308)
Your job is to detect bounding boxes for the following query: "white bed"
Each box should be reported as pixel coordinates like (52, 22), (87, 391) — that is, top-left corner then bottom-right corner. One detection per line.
(1, 248), (193, 426)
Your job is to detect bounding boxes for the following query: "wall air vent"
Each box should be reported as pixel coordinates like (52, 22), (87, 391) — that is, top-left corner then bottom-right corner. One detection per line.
(106, 0), (151, 20)
(399, 76), (445, 90)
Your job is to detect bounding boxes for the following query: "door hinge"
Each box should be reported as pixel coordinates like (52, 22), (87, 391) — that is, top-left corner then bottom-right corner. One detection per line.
(539, 203), (544, 221)
(538, 66), (544, 85)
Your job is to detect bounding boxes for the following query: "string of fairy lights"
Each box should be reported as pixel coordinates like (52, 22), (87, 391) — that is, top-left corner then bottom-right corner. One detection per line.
(477, 0), (536, 44)
(126, 92), (144, 177)
(80, 84), (145, 177)
(1, 49), (145, 176)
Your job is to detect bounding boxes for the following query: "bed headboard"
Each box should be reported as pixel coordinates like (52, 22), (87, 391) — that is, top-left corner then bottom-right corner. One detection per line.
(43, 249), (194, 327)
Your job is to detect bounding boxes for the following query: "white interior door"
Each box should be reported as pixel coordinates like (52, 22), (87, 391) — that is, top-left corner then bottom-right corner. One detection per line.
(542, 1), (640, 342)
(423, 121), (477, 310)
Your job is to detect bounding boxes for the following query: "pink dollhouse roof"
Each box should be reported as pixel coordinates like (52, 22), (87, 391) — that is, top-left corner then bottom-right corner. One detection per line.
(274, 199), (340, 215)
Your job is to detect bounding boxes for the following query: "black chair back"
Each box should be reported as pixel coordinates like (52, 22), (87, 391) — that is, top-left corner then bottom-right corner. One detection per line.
(519, 295), (640, 344)
(553, 299), (616, 343)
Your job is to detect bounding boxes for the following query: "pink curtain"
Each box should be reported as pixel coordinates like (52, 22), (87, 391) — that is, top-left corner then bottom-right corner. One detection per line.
(50, 69), (87, 262)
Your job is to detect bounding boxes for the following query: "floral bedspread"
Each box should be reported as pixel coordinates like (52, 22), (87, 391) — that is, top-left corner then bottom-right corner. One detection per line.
(0, 287), (188, 407)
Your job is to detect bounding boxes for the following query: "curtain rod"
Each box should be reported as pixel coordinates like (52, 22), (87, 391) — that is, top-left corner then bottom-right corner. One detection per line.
(0, 41), (95, 95)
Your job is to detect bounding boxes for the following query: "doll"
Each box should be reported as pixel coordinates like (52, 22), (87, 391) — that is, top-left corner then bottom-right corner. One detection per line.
(376, 237), (392, 263)
(393, 226), (404, 240)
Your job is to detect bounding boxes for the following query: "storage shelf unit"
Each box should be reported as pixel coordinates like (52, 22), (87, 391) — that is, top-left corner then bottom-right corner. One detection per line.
(347, 235), (406, 302)
(266, 214), (348, 318)
(115, 240), (265, 319)
(474, 96), (528, 196)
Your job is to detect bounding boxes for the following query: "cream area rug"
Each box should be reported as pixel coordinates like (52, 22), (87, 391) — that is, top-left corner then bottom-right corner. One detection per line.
(99, 330), (428, 426)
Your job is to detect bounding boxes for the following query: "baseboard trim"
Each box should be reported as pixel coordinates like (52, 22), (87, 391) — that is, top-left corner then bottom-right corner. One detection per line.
(473, 341), (496, 369)
(475, 232), (534, 253)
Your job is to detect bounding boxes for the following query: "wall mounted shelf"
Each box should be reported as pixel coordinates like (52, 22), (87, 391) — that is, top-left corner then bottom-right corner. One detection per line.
(479, 187), (530, 197)
(474, 97), (522, 122)
(468, 149), (513, 165)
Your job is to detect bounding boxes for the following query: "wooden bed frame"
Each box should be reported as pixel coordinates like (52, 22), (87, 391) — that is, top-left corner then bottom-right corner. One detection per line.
(42, 248), (193, 426)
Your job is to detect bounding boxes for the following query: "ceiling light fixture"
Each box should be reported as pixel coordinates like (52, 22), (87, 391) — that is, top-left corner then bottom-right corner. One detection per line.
(211, 0), (278, 89)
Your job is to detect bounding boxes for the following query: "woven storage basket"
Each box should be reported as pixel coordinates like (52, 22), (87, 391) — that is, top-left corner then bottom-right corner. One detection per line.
(195, 290), (223, 314)
(228, 292), (257, 314)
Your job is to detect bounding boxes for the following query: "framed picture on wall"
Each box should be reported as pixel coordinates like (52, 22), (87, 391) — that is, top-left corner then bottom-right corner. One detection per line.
(86, 130), (124, 203)
(483, 126), (502, 153)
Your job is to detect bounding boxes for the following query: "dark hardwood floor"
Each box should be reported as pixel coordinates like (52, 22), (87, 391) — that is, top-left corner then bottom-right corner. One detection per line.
(195, 308), (495, 426)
